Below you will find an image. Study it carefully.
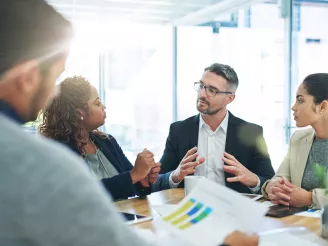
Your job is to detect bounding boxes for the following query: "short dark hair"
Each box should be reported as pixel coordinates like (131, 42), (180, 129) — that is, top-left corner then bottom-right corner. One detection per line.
(0, 0), (73, 76)
(204, 63), (239, 92)
(303, 73), (328, 104)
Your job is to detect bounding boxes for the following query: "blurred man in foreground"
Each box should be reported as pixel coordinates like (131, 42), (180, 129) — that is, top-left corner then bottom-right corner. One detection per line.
(0, 1), (258, 245)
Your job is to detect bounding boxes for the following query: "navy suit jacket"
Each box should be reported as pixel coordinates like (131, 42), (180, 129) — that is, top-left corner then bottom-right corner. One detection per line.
(154, 112), (275, 194)
(66, 133), (151, 201)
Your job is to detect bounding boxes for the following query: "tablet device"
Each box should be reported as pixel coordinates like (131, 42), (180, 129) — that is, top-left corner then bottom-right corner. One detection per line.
(266, 205), (308, 218)
(120, 212), (153, 225)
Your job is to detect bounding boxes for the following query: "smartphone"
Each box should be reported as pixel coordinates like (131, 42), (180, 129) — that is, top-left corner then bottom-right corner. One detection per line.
(242, 193), (263, 201)
(120, 212), (153, 225)
(266, 205), (307, 218)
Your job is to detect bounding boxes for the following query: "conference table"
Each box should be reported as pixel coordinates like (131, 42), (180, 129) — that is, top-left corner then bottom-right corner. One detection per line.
(115, 188), (321, 235)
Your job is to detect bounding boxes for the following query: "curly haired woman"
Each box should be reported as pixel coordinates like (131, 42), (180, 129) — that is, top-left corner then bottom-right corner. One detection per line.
(39, 76), (161, 200)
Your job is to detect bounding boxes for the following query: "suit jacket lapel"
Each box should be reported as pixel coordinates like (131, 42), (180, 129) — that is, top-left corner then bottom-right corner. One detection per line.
(90, 134), (124, 173)
(225, 112), (238, 156)
(294, 131), (314, 186)
(189, 114), (200, 150)
(184, 115), (200, 178)
(222, 112), (238, 187)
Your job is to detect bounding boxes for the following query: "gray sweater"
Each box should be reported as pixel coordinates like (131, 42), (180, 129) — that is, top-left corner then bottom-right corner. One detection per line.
(0, 115), (161, 246)
(302, 137), (328, 191)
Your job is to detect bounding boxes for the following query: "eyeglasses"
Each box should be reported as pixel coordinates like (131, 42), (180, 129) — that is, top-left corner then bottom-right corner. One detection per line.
(194, 82), (233, 98)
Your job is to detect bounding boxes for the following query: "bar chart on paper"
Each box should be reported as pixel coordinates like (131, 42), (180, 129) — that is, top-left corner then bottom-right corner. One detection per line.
(154, 179), (269, 246)
(157, 195), (238, 246)
(162, 198), (213, 230)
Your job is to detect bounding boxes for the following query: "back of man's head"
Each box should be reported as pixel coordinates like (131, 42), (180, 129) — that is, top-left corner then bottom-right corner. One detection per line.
(0, 0), (73, 122)
(0, 0), (73, 76)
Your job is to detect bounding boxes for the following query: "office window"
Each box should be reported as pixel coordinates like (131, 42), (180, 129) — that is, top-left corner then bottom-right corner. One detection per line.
(102, 24), (173, 162)
(57, 20), (100, 89)
(177, 26), (214, 120)
(218, 3), (286, 170)
(290, 4), (328, 136)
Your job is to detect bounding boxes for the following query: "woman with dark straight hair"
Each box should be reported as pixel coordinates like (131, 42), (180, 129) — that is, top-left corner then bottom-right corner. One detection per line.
(263, 73), (328, 209)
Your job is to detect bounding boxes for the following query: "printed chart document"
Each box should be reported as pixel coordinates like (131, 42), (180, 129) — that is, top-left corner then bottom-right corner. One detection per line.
(152, 205), (179, 216)
(153, 179), (268, 246)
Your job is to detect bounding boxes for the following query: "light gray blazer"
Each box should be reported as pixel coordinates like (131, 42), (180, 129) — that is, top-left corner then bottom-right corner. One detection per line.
(262, 128), (327, 209)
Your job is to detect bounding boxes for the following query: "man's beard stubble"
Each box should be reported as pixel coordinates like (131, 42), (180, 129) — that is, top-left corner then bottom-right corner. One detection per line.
(196, 97), (221, 116)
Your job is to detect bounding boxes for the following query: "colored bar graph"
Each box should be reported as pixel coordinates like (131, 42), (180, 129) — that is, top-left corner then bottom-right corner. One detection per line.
(162, 198), (213, 231)
(190, 207), (212, 224)
(178, 207), (213, 230)
(163, 198), (196, 222)
(187, 203), (204, 216)
(171, 214), (189, 225)
(171, 203), (204, 225)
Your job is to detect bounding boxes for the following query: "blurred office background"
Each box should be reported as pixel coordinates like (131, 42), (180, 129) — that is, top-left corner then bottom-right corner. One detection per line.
(26, 0), (328, 170)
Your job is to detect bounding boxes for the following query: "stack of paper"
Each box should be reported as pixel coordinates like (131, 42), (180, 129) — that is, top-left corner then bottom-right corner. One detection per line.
(153, 179), (268, 246)
(260, 227), (328, 246)
(150, 179), (327, 246)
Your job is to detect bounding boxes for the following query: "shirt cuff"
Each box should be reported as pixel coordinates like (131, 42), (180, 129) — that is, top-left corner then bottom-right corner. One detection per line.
(169, 172), (181, 188)
(248, 176), (261, 193)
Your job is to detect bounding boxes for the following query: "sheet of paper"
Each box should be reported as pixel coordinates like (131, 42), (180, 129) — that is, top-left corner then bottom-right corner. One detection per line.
(260, 227), (328, 246)
(295, 209), (322, 218)
(133, 228), (190, 246)
(152, 205), (179, 216)
(133, 228), (157, 243)
(260, 200), (276, 208)
(260, 233), (322, 246)
(153, 179), (268, 246)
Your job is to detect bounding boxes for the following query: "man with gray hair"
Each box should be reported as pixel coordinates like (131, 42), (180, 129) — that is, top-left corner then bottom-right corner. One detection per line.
(155, 63), (275, 194)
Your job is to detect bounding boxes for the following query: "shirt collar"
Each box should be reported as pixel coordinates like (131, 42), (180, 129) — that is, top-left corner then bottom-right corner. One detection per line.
(199, 111), (229, 134)
(0, 100), (25, 124)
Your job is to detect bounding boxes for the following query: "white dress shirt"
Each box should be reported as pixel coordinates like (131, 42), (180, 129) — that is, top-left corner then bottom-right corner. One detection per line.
(195, 112), (229, 185)
(169, 112), (260, 193)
